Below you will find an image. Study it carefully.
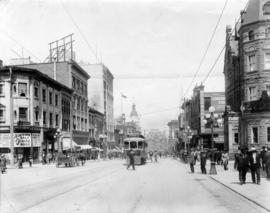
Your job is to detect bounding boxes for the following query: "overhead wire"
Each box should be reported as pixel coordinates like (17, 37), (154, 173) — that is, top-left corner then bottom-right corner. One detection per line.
(183, 0), (229, 98)
(60, 0), (99, 63)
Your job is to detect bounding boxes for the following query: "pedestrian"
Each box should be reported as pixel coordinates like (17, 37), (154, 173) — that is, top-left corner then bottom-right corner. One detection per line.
(149, 151), (153, 163)
(194, 150), (198, 165)
(127, 149), (135, 170)
(0, 154), (7, 174)
(222, 151), (229, 170)
(263, 148), (270, 179)
(248, 147), (261, 185)
(18, 154), (23, 169)
(154, 151), (158, 163)
(260, 146), (267, 171)
(189, 149), (196, 173)
(234, 148), (241, 170)
(200, 150), (207, 174)
(29, 156), (33, 167)
(237, 149), (249, 185)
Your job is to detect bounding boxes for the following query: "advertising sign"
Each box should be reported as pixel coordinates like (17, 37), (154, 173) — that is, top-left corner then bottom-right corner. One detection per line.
(0, 133), (41, 147)
(14, 133), (31, 147)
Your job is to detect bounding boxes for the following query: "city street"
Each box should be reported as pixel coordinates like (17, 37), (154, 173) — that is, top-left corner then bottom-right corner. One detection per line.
(0, 158), (268, 213)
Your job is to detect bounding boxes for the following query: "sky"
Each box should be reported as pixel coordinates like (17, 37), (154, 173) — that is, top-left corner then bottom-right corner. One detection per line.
(0, 0), (248, 132)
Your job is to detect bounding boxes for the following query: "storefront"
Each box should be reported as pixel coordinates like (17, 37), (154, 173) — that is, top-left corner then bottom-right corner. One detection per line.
(0, 133), (41, 162)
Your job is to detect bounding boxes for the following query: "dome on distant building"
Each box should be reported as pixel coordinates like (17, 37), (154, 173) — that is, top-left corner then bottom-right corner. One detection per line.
(130, 103), (139, 123)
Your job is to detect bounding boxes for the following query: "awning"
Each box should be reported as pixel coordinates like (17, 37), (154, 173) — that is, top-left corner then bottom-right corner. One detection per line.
(62, 138), (80, 150)
(79, 144), (93, 150)
(93, 147), (103, 151)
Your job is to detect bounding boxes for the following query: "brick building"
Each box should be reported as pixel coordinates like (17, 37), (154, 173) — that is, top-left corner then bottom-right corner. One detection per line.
(0, 66), (72, 162)
(18, 59), (90, 146)
(224, 0), (270, 151)
(181, 84), (225, 151)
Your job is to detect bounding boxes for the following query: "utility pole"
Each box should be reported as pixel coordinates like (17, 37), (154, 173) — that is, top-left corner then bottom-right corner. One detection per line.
(9, 67), (14, 166)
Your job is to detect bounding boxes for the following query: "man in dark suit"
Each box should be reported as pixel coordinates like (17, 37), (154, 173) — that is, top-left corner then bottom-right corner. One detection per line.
(127, 149), (135, 170)
(248, 147), (261, 184)
(237, 150), (249, 185)
(200, 150), (207, 174)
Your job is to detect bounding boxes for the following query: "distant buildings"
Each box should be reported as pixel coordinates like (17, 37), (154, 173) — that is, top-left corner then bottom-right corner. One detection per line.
(179, 84), (225, 152)
(146, 129), (167, 151)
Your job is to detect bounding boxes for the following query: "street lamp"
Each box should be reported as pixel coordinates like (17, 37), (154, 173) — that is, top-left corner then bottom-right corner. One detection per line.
(185, 126), (193, 153)
(203, 106), (222, 175)
(54, 128), (61, 167)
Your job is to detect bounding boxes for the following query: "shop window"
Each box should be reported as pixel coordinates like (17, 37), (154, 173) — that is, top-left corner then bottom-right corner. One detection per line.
(18, 83), (27, 97)
(267, 85), (270, 96)
(19, 107), (28, 121)
(252, 127), (258, 143)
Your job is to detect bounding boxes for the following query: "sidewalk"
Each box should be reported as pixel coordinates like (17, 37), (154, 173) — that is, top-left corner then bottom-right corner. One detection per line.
(194, 161), (270, 211)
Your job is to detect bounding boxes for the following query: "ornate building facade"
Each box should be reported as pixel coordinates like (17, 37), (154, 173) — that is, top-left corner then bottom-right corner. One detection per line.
(224, 0), (270, 151)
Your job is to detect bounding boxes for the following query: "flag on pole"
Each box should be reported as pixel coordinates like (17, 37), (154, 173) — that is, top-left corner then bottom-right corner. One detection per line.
(121, 93), (127, 98)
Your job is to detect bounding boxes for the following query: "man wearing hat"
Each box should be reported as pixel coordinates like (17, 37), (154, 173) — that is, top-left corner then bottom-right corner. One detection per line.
(248, 147), (261, 184)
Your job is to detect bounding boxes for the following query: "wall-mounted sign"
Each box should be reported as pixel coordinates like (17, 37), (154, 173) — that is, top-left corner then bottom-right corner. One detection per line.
(14, 133), (31, 147)
(0, 133), (41, 147)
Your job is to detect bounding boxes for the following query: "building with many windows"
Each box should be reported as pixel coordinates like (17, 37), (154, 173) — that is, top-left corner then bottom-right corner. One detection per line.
(0, 66), (72, 162)
(224, 0), (270, 150)
(18, 59), (90, 146)
(181, 84), (225, 151)
(81, 63), (114, 150)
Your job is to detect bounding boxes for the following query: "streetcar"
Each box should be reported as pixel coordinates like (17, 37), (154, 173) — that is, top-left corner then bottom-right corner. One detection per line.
(124, 136), (147, 165)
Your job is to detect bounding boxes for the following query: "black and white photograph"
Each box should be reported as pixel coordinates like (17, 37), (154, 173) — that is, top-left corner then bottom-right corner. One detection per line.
(0, 0), (270, 212)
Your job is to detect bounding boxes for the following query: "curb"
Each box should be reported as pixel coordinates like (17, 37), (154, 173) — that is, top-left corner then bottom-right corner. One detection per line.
(209, 176), (270, 212)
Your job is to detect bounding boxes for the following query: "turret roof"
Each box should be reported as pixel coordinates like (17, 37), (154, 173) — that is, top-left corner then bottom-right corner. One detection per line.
(242, 0), (270, 26)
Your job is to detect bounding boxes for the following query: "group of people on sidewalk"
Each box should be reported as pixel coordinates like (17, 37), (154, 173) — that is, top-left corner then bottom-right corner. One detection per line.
(235, 146), (270, 185)
(187, 146), (270, 185)
(188, 149), (230, 174)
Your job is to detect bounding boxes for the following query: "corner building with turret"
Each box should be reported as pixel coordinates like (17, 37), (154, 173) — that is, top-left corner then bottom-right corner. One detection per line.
(224, 0), (270, 151)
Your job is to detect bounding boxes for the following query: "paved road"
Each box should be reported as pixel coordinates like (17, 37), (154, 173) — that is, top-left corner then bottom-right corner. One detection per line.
(0, 159), (268, 213)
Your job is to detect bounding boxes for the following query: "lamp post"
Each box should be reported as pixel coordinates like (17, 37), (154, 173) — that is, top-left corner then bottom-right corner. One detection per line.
(185, 126), (193, 153)
(54, 128), (61, 167)
(203, 106), (222, 175)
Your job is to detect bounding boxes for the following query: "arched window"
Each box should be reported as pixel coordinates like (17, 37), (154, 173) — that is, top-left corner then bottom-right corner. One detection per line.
(248, 30), (254, 41)
(263, 2), (270, 15)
